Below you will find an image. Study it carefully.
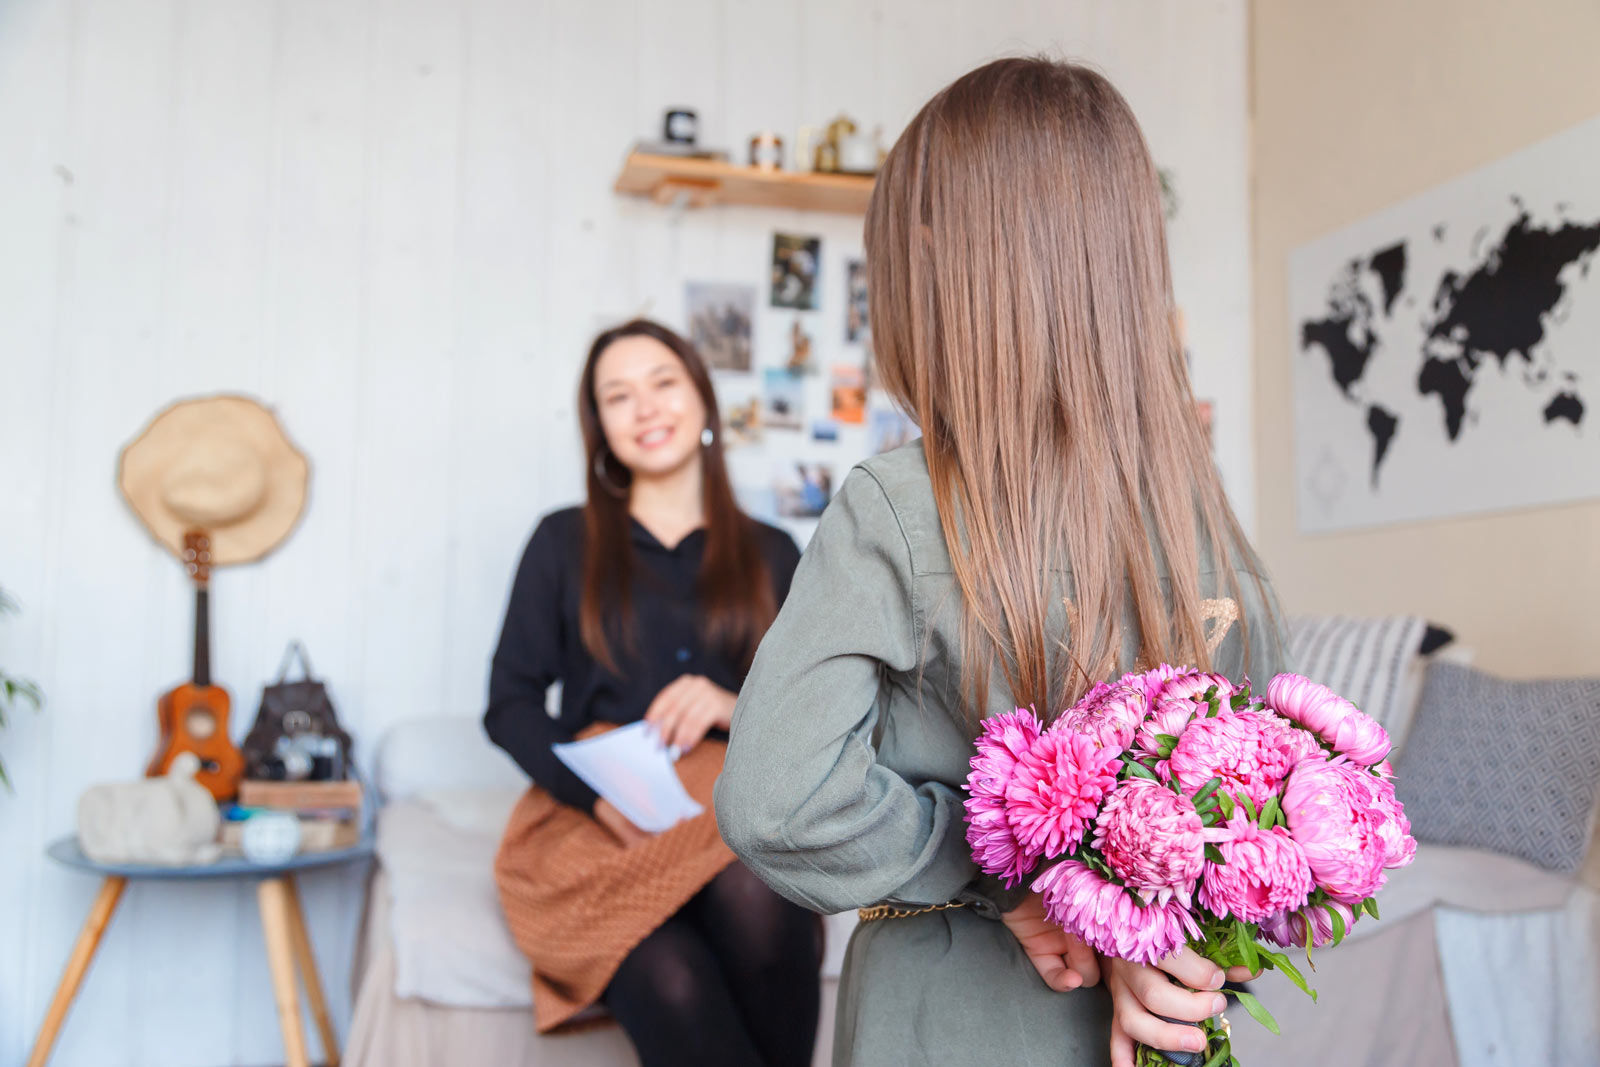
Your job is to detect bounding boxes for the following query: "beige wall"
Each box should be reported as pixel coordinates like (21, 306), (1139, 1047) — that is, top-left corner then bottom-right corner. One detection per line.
(1251, 0), (1600, 677)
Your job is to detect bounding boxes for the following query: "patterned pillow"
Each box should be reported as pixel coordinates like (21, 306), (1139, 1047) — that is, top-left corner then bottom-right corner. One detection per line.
(1394, 662), (1600, 875)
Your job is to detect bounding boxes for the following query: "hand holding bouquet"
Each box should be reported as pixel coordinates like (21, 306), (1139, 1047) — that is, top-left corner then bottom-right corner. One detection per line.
(965, 668), (1415, 1067)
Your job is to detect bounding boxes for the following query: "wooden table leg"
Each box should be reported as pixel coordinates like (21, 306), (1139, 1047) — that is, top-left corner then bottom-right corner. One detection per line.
(258, 877), (310, 1067)
(27, 875), (127, 1067)
(283, 875), (340, 1066)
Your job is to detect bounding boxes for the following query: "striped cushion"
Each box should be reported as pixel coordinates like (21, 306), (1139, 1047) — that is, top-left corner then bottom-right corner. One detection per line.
(1287, 614), (1429, 750)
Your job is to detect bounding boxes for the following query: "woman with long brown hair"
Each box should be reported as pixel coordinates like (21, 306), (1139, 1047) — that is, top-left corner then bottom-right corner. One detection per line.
(717, 58), (1288, 1066)
(486, 319), (820, 1066)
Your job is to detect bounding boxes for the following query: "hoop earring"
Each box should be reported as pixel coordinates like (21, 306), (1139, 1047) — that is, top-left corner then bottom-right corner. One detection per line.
(592, 447), (629, 498)
(700, 426), (714, 448)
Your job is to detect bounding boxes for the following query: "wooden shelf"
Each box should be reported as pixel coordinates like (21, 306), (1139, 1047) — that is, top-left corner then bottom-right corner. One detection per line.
(614, 151), (875, 215)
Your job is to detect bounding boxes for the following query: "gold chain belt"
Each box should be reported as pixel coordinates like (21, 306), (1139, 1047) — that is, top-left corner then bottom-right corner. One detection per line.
(857, 900), (969, 922)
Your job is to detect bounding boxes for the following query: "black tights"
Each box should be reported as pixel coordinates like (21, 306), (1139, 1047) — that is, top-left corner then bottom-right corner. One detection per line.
(602, 862), (822, 1067)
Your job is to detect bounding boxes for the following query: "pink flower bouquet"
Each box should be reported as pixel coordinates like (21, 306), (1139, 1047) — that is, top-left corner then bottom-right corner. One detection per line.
(965, 669), (1415, 1066)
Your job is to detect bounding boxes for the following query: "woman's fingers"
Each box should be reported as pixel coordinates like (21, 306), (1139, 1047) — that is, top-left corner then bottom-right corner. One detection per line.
(1225, 964), (1261, 983)
(1128, 965), (1226, 1023)
(1112, 980), (1210, 1054)
(1024, 948), (1080, 992)
(1063, 936), (1100, 988)
(1109, 1016), (1137, 1067)
(1158, 945), (1226, 991)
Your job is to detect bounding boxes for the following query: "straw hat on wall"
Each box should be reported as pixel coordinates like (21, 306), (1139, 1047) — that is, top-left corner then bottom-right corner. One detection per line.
(118, 395), (309, 566)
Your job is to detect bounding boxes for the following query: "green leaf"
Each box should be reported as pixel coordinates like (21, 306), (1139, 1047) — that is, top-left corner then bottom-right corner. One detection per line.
(1203, 684), (1219, 703)
(1192, 776), (1222, 802)
(1125, 761), (1159, 782)
(1259, 947), (1318, 1002)
(1154, 733), (1179, 757)
(1258, 795), (1280, 828)
(1364, 897), (1381, 921)
(1235, 921), (1260, 972)
(1232, 990), (1280, 1035)
(1204, 843), (1226, 864)
(1217, 791), (1236, 818)
(1230, 691), (1250, 709)
(1201, 1040), (1232, 1067)
(1238, 793), (1258, 823)
(1329, 905), (1347, 946)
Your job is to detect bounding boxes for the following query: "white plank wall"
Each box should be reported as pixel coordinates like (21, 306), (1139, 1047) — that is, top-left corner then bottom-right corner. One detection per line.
(0, 1), (1252, 1063)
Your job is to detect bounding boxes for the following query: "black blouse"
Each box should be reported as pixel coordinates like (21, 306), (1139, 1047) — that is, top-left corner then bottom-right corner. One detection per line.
(484, 507), (802, 813)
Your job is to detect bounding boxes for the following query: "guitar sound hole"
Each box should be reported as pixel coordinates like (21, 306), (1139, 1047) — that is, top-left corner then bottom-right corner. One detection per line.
(185, 709), (217, 740)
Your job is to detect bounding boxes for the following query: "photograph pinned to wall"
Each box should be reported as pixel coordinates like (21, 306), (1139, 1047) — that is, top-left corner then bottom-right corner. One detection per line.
(722, 392), (763, 448)
(762, 367), (804, 431)
(868, 406), (919, 455)
(771, 232), (822, 309)
(775, 461), (835, 518)
(830, 364), (866, 424)
(686, 282), (755, 371)
(786, 317), (815, 375)
(846, 259), (870, 343)
(811, 419), (839, 442)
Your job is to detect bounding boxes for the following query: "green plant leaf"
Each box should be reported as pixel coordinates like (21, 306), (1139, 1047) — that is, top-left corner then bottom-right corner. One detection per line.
(1218, 791), (1236, 819)
(1235, 921), (1260, 972)
(1329, 905), (1347, 946)
(1204, 843), (1226, 864)
(1259, 946), (1317, 1001)
(1258, 795), (1280, 828)
(1364, 897), (1381, 921)
(1232, 990), (1280, 1035)
(1124, 762), (1158, 782)
(1238, 793), (1258, 823)
(1192, 776), (1222, 802)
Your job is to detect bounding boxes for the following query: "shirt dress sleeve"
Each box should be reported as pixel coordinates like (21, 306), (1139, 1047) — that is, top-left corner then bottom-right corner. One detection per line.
(715, 468), (979, 914)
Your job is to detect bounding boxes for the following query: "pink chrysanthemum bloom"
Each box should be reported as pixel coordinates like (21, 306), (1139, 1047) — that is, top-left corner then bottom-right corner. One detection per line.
(1118, 664), (1187, 704)
(964, 709), (1045, 886)
(1056, 683), (1148, 750)
(1373, 759), (1396, 779)
(1034, 859), (1201, 966)
(1281, 757), (1388, 903)
(1259, 900), (1360, 949)
(1005, 728), (1122, 860)
(1366, 770), (1417, 870)
(1159, 670), (1236, 704)
(1198, 811), (1315, 922)
(1164, 707), (1300, 808)
(1265, 674), (1391, 766)
(1134, 698), (1200, 757)
(1091, 779), (1205, 907)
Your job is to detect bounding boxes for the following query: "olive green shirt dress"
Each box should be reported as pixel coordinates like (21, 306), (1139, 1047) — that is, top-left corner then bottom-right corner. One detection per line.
(715, 441), (1290, 1066)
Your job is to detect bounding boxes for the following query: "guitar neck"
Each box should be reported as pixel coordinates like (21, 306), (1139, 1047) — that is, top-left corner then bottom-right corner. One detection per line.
(193, 586), (211, 689)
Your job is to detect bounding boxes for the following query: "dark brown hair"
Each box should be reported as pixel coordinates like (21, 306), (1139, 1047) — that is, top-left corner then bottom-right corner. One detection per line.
(866, 57), (1272, 721)
(577, 319), (777, 676)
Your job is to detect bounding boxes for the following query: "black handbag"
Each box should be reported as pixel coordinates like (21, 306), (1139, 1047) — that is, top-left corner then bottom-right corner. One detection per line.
(241, 641), (354, 781)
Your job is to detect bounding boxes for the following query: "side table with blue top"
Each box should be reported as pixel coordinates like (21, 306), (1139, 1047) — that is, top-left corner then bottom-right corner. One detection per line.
(28, 834), (374, 1067)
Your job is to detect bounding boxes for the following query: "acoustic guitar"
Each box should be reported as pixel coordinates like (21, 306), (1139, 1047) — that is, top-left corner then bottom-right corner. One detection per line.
(146, 529), (245, 801)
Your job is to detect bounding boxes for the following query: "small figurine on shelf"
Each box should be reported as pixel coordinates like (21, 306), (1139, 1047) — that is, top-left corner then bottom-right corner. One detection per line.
(797, 114), (879, 175)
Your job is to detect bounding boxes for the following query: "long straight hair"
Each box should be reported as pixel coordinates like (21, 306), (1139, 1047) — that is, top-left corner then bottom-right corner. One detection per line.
(576, 319), (777, 676)
(866, 57), (1272, 722)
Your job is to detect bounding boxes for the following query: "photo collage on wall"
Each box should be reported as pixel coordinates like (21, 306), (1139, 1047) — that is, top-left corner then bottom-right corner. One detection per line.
(687, 233), (919, 542)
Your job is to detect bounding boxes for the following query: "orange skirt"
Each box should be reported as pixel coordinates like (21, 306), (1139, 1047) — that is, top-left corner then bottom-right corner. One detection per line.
(493, 727), (737, 1033)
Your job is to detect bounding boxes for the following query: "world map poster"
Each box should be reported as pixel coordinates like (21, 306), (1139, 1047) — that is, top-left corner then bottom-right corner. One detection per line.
(1289, 115), (1600, 533)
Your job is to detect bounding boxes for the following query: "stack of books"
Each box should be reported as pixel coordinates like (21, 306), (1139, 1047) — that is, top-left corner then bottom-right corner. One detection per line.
(222, 779), (364, 854)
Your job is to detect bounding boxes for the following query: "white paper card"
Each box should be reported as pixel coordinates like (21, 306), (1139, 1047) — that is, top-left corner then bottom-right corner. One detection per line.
(550, 722), (703, 833)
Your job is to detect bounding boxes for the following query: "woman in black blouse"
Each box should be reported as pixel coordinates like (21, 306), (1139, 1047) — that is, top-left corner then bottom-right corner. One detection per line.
(485, 319), (820, 1067)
